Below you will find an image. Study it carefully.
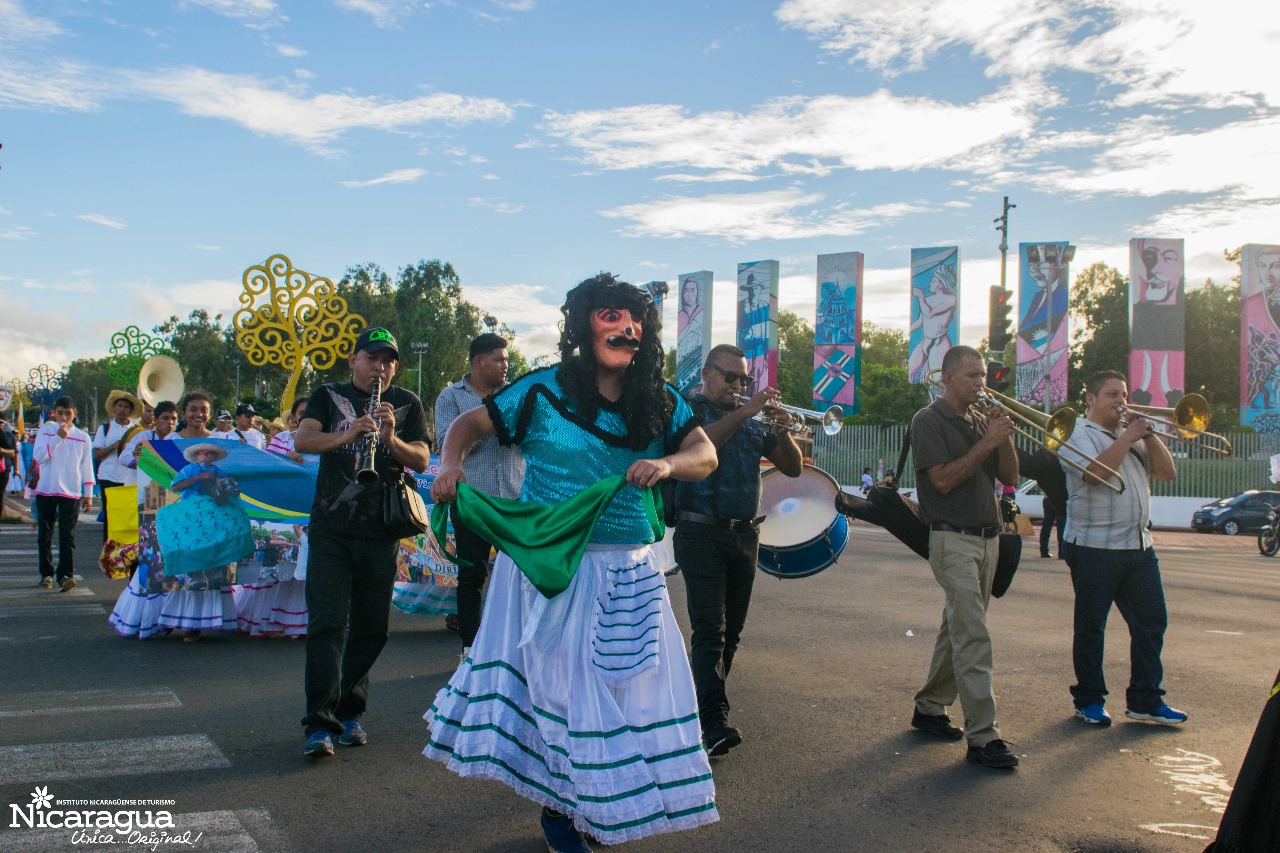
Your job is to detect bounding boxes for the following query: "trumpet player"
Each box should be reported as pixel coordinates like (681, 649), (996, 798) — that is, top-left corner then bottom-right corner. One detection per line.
(674, 344), (802, 757)
(1059, 370), (1185, 728)
(293, 327), (431, 757)
(909, 345), (1019, 769)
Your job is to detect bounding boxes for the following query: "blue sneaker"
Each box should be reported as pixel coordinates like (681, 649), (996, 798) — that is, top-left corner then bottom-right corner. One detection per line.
(304, 731), (334, 757)
(540, 807), (590, 853)
(1074, 703), (1112, 726)
(1126, 704), (1188, 725)
(339, 719), (368, 746)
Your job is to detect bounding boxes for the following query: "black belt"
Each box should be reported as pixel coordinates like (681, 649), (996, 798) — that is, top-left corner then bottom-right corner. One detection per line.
(930, 522), (1000, 539)
(678, 511), (764, 532)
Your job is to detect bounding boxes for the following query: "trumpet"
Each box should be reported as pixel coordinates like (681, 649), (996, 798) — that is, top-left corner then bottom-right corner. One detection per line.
(925, 369), (1126, 494)
(732, 394), (844, 437)
(1117, 394), (1231, 456)
(356, 378), (382, 485)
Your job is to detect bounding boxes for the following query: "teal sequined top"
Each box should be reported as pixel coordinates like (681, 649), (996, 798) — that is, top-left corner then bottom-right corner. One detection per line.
(485, 366), (698, 543)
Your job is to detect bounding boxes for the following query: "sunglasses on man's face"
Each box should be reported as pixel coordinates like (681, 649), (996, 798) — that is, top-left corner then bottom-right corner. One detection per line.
(709, 365), (752, 386)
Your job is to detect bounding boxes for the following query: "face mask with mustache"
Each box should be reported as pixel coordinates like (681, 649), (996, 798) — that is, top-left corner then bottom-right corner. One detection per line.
(591, 308), (644, 369)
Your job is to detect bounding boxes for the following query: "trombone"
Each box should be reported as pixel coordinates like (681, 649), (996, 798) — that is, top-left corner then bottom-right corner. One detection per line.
(926, 370), (1126, 494)
(731, 394), (844, 437)
(1117, 394), (1232, 456)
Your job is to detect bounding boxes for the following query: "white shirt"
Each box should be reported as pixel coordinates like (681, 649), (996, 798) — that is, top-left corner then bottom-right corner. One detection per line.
(120, 428), (173, 471)
(267, 429), (295, 456)
(1059, 419), (1153, 550)
(34, 421), (96, 499)
(93, 419), (138, 485)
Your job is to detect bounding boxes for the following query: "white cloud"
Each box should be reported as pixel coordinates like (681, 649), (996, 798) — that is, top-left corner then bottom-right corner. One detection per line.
(543, 87), (1036, 180)
(492, 0), (536, 10)
(335, 0), (405, 28)
(339, 167), (427, 188)
(0, 224), (36, 240)
(193, 244), (223, 251)
(0, 0), (62, 43)
(468, 198), (525, 214)
(601, 188), (929, 242)
(463, 282), (562, 358)
(184, 0), (282, 23)
(75, 213), (126, 229)
(274, 43), (308, 58)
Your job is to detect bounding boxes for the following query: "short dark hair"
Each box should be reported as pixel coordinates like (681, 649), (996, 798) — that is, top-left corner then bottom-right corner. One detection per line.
(941, 345), (983, 375)
(704, 344), (746, 368)
(178, 391), (212, 413)
(1085, 370), (1127, 397)
(290, 397), (308, 416)
(53, 396), (75, 411)
(469, 332), (507, 362)
(154, 401), (178, 418)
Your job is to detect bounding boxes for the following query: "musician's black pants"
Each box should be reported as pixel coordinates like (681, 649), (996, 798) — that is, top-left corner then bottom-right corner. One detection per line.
(36, 495), (79, 583)
(301, 529), (399, 737)
(450, 504), (495, 648)
(674, 521), (759, 733)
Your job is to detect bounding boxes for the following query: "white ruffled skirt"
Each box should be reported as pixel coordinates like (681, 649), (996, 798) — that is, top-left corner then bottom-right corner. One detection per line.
(108, 570), (169, 640)
(233, 580), (280, 636)
(158, 588), (237, 632)
(424, 544), (717, 846)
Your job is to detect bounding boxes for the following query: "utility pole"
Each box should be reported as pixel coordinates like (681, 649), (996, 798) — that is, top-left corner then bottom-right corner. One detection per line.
(411, 342), (429, 401)
(994, 196), (1015, 323)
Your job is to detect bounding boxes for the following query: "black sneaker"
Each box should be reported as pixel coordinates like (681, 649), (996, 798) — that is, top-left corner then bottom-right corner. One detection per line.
(703, 724), (742, 757)
(540, 807), (590, 853)
(911, 708), (964, 740)
(966, 739), (1019, 769)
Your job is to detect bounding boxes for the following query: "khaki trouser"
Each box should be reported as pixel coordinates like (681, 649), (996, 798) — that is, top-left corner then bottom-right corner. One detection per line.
(914, 529), (1002, 746)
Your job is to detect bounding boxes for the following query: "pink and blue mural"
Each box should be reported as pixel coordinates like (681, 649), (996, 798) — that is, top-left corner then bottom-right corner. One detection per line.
(813, 251), (863, 414)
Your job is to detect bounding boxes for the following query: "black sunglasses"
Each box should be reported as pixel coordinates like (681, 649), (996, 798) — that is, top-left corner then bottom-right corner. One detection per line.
(708, 365), (752, 386)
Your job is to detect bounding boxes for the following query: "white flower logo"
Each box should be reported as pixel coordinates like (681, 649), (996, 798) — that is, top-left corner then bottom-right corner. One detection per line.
(30, 786), (53, 809)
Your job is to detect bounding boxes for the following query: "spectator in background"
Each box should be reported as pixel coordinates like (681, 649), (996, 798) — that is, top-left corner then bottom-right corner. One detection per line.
(861, 466), (874, 493)
(34, 396), (96, 592)
(0, 416), (16, 518)
(1040, 494), (1066, 559)
(212, 410), (236, 438)
(233, 403), (267, 450)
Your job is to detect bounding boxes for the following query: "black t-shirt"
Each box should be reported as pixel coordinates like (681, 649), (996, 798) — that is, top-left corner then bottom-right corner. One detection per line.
(0, 424), (14, 475)
(303, 382), (430, 539)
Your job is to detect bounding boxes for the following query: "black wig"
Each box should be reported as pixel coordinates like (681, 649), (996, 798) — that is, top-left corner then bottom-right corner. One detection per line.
(557, 272), (670, 450)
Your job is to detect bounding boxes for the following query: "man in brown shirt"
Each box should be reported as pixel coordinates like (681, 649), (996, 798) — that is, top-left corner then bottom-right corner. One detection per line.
(909, 345), (1020, 769)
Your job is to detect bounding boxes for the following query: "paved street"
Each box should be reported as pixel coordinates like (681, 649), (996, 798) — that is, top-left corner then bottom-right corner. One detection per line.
(0, 515), (1276, 853)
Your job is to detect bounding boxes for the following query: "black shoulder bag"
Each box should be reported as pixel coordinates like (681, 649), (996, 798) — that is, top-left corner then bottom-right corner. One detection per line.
(383, 471), (429, 539)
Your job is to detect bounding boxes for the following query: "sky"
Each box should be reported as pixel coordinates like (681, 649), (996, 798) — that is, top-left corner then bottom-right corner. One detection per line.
(2, 0), (1277, 387)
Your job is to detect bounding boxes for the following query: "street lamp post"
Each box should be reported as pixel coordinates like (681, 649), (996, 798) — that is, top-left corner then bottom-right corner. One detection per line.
(411, 342), (429, 401)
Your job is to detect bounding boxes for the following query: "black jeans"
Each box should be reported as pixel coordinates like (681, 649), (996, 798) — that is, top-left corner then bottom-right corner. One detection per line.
(1040, 498), (1066, 556)
(1063, 541), (1168, 712)
(37, 495), (80, 582)
(98, 478), (123, 542)
(674, 521), (759, 733)
(451, 504), (494, 648)
(302, 528), (400, 736)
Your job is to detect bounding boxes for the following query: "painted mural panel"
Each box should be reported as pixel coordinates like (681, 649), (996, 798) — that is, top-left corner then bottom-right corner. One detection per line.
(813, 251), (863, 414)
(675, 271), (713, 396)
(1015, 242), (1071, 410)
(1240, 244), (1280, 430)
(737, 260), (779, 391)
(908, 247), (960, 385)
(1128, 238), (1185, 408)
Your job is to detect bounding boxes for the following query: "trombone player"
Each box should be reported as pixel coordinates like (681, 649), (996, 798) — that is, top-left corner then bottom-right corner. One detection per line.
(909, 345), (1020, 769)
(1059, 370), (1185, 727)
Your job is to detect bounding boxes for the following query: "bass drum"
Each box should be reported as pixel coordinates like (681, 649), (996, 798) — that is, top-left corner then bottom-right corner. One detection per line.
(757, 464), (849, 579)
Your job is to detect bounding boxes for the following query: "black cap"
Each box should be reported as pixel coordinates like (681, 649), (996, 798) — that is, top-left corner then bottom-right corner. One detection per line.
(235, 403), (257, 417)
(354, 327), (399, 359)
(216, 410), (232, 421)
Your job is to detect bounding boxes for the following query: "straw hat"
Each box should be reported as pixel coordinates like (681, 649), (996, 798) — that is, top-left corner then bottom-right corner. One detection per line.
(182, 442), (229, 463)
(267, 417), (288, 433)
(104, 390), (143, 418)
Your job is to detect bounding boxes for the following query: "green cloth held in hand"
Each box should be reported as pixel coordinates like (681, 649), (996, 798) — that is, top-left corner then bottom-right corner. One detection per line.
(431, 474), (664, 598)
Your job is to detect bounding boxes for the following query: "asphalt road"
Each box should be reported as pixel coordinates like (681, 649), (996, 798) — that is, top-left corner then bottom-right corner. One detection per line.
(0, 517), (1276, 853)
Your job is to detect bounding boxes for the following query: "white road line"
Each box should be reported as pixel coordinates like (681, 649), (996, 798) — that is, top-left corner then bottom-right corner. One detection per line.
(1, 688), (182, 718)
(0, 575), (83, 588)
(0, 587), (94, 599)
(0, 734), (231, 785)
(0, 549), (40, 555)
(1206, 630), (1245, 635)
(0, 808), (294, 853)
(0, 604), (104, 618)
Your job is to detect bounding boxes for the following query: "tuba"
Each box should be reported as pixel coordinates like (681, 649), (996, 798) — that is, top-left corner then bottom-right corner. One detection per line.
(136, 355), (185, 407)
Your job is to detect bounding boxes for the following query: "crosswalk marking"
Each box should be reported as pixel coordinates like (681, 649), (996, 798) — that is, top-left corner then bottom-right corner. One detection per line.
(0, 575), (83, 588)
(0, 549), (41, 556)
(0, 688), (182, 718)
(0, 808), (294, 853)
(0, 734), (231, 785)
(0, 587), (94, 600)
(0, 604), (104, 618)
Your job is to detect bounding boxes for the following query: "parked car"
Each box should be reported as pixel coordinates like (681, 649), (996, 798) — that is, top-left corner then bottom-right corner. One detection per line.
(1191, 490), (1280, 535)
(1014, 481), (1046, 521)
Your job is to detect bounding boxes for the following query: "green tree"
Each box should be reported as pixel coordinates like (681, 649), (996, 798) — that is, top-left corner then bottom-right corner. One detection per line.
(60, 356), (116, 431)
(153, 310), (237, 411)
(776, 310), (815, 409)
(852, 363), (927, 425)
(860, 322), (909, 371)
(1067, 262), (1129, 406)
(1186, 277), (1241, 428)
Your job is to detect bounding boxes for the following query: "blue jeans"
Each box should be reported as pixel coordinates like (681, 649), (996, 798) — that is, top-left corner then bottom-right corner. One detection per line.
(1063, 541), (1167, 713)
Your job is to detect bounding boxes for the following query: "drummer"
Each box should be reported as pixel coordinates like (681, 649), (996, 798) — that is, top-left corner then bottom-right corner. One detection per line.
(674, 344), (802, 757)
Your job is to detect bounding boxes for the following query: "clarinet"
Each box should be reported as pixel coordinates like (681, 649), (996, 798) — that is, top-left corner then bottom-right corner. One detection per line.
(356, 379), (382, 485)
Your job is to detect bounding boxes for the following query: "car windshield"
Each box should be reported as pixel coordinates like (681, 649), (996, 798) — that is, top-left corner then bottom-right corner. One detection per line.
(1227, 493), (1260, 506)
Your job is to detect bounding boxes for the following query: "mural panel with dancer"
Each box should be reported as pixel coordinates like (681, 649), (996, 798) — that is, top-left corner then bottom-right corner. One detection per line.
(908, 247), (960, 386)
(1015, 242), (1072, 409)
(813, 251), (863, 414)
(1240, 244), (1280, 430)
(1128, 237), (1186, 408)
(737, 260), (779, 392)
(676, 271), (713, 396)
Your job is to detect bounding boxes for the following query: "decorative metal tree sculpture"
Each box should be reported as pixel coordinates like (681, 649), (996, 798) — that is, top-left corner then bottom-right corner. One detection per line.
(107, 325), (170, 391)
(233, 253), (365, 413)
(27, 364), (66, 419)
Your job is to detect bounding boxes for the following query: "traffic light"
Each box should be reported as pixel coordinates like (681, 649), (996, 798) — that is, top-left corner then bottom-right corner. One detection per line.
(989, 285), (1013, 353)
(986, 360), (1010, 393)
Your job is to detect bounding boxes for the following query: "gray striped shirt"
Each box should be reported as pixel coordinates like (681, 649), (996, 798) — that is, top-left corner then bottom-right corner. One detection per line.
(1060, 419), (1152, 550)
(434, 375), (525, 500)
